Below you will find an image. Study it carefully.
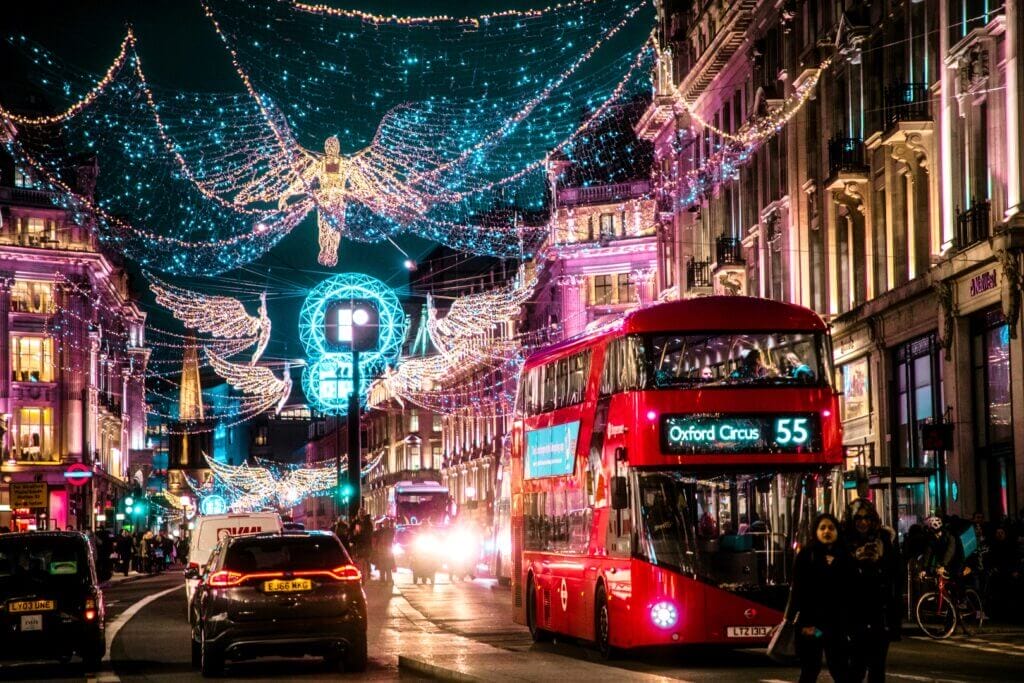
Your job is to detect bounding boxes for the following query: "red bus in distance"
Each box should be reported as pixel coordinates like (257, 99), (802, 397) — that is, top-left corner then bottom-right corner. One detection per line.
(510, 296), (843, 654)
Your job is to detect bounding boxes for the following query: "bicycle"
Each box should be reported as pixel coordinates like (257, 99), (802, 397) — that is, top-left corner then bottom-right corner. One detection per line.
(915, 570), (985, 639)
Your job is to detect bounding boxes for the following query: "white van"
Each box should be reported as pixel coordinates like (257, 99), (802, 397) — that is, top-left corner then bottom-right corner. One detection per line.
(184, 512), (282, 602)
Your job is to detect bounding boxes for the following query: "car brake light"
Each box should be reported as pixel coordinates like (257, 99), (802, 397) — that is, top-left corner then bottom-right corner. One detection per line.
(84, 608), (97, 621)
(328, 565), (362, 581)
(207, 570), (245, 587)
(188, 562), (200, 570)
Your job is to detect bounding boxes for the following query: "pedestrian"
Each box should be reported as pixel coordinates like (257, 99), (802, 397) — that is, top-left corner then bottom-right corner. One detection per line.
(334, 518), (350, 549)
(176, 535), (190, 566)
(376, 519), (396, 584)
(784, 512), (848, 683)
(844, 498), (902, 683)
(116, 530), (133, 576)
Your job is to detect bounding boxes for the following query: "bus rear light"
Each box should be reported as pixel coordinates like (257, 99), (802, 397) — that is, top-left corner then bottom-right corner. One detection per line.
(650, 601), (678, 629)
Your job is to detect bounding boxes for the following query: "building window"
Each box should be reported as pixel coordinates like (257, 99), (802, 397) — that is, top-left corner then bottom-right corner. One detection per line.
(431, 444), (443, 470)
(617, 272), (637, 303)
(599, 213), (615, 240)
(11, 336), (53, 382)
(892, 334), (942, 470)
(14, 167), (33, 188)
(15, 407), (55, 462)
(409, 410), (419, 433)
(11, 280), (54, 314)
(432, 413), (442, 432)
(409, 444), (422, 470)
(591, 274), (613, 305)
(254, 425), (268, 447)
(972, 308), (1015, 518)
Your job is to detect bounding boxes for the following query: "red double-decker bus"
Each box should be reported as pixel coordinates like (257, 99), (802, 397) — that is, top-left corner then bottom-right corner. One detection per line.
(510, 297), (843, 654)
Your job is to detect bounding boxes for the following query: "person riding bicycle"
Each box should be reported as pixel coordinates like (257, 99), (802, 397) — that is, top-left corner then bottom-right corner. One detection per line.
(920, 516), (965, 588)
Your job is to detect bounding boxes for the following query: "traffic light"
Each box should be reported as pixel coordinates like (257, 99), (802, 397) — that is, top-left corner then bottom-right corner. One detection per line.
(339, 482), (355, 503)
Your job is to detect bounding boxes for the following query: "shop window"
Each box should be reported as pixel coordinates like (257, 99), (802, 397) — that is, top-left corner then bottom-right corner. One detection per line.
(11, 336), (54, 382)
(972, 308), (1015, 518)
(15, 407), (55, 462)
(431, 444), (443, 470)
(432, 413), (442, 432)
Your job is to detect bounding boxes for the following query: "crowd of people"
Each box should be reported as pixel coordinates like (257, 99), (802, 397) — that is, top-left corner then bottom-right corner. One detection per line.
(786, 500), (1024, 683)
(93, 528), (189, 578)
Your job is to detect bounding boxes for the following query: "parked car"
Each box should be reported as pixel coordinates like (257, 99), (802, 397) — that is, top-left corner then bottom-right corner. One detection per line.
(187, 531), (367, 676)
(185, 512), (282, 603)
(0, 532), (105, 667)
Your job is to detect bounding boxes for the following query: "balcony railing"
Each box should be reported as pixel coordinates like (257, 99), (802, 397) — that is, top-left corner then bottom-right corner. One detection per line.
(883, 83), (931, 128)
(827, 137), (868, 177)
(715, 236), (744, 266)
(956, 200), (991, 250)
(687, 259), (712, 289)
(557, 180), (651, 206)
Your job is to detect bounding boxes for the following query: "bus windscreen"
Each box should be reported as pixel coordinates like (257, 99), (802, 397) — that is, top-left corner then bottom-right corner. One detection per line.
(647, 332), (832, 389)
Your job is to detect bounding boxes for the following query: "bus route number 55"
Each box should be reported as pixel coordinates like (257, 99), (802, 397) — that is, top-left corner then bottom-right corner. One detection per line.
(775, 418), (809, 445)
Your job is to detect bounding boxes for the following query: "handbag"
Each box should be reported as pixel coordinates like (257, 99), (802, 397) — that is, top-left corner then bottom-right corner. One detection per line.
(766, 612), (800, 664)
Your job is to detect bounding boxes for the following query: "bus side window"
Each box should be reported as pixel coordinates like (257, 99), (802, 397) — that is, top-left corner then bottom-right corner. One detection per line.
(606, 501), (632, 557)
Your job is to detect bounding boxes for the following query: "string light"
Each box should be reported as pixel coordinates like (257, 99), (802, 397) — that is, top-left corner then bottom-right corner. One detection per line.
(206, 348), (293, 416)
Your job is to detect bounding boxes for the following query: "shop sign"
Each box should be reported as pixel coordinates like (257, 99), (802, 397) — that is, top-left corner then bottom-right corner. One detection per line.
(64, 463), (93, 487)
(969, 270), (998, 298)
(10, 482), (48, 509)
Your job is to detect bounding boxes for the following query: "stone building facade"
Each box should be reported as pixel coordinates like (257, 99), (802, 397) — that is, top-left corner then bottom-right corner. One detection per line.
(0, 152), (148, 531)
(637, 0), (1024, 527)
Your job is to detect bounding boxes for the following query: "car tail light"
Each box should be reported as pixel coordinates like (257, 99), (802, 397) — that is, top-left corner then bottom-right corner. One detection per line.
(327, 565), (362, 582)
(207, 570), (245, 587)
(188, 562), (200, 571)
(84, 597), (97, 621)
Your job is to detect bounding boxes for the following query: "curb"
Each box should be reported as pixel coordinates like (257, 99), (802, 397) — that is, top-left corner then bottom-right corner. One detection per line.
(398, 655), (482, 682)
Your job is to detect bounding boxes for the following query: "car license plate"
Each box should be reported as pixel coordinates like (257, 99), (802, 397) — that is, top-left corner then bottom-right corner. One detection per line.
(9, 600), (55, 613)
(263, 578), (311, 593)
(20, 614), (43, 631)
(726, 625), (772, 638)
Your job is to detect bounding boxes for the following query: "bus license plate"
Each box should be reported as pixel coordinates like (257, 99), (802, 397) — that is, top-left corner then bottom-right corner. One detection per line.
(263, 578), (311, 593)
(726, 625), (772, 638)
(9, 600), (55, 613)
(20, 614), (43, 631)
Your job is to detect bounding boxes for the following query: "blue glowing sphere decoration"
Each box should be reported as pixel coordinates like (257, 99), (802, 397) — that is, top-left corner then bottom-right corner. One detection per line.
(299, 273), (405, 413)
(200, 494), (228, 516)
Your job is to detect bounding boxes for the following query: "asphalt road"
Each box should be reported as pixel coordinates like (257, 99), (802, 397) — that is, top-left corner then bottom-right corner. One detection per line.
(2, 569), (1023, 681)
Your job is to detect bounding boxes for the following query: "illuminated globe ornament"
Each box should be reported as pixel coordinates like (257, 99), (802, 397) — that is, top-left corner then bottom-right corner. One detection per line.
(200, 494), (228, 516)
(299, 273), (405, 414)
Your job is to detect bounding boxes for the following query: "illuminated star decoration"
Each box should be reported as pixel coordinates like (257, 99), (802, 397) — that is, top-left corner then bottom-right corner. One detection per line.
(147, 271), (272, 364)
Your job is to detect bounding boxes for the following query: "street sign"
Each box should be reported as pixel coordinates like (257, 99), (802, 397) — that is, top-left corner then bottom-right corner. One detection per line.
(64, 463), (93, 486)
(10, 482), (48, 509)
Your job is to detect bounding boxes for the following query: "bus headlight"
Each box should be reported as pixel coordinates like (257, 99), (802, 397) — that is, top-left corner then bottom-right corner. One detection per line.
(650, 601), (678, 629)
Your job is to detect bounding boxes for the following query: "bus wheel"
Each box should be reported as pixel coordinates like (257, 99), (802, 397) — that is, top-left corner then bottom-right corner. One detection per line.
(526, 576), (551, 643)
(595, 584), (617, 659)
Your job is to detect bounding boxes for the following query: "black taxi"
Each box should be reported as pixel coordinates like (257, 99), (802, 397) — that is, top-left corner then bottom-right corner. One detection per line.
(188, 530), (367, 677)
(0, 532), (105, 667)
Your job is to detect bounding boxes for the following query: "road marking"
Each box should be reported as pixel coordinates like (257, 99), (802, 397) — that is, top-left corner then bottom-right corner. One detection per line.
(103, 584), (183, 662)
(909, 635), (1024, 657)
(87, 673), (122, 683)
(889, 674), (967, 682)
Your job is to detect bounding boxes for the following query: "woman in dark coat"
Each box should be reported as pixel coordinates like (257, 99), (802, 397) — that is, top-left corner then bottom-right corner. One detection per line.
(785, 512), (849, 683)
(844, 498), (902, 683)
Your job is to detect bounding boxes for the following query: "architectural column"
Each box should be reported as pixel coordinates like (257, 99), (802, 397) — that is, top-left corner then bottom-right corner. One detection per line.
(939, 0), (957, 245)
(57, 278), (89, 462)
(1005, 0), (1022, 217)
(0, 273), (13, 424)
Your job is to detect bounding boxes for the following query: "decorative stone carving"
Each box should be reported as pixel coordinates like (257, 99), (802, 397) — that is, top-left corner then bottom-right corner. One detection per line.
(934, 281), (955, 361)
(832, 182), (866, 216)
(958, 42), (990, 95)
(891, 133), (930, 171)
(996, 249), (1022, 339)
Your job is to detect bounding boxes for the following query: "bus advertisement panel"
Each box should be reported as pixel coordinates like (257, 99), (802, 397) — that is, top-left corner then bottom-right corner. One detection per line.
(510, 297), (843, 655)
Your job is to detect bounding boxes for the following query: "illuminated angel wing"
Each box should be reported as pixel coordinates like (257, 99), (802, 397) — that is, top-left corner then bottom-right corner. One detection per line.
(206, 349), (291, 414)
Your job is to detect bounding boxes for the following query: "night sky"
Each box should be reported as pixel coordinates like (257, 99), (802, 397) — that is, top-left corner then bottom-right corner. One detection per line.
(1, 0), (650, 401)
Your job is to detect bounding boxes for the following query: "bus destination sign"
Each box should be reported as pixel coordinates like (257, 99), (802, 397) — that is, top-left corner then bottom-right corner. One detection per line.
(661, 414), (821, 455)
(525, 421), (581, 479)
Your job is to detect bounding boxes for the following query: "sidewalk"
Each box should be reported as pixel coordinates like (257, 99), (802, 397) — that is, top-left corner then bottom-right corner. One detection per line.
(367, 580), (675, 682)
